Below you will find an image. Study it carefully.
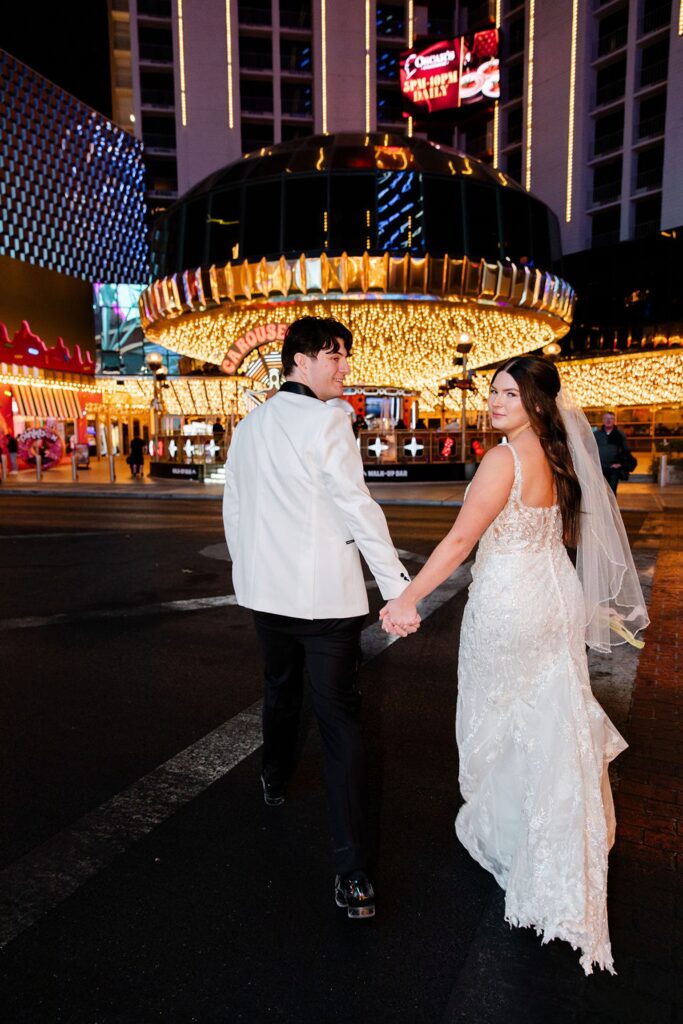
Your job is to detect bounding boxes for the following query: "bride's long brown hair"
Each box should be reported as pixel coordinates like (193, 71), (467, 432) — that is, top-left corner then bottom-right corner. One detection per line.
(492, 355), (582, 547)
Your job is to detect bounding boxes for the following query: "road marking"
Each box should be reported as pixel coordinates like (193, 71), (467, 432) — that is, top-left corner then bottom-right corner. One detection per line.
(200, 543), (429, 566)
(0, 531), (113, 540)
(0, 562), (472, 948)
(0, 595), (240, 631)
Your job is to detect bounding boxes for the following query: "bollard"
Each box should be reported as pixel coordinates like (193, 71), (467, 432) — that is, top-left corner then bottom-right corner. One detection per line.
(108, 454), (116, 482)
(658, 453), (668, 488)
(71, 454), (79, 482)
(0, 454), (7, 482)
(35, 454), (42, 481)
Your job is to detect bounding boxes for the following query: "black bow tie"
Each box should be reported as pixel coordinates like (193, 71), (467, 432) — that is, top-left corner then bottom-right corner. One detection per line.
(280, 381), (321, 401)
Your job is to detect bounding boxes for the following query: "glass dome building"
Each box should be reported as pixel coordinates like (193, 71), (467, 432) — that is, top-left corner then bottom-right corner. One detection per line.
(141, 132), (575, 400)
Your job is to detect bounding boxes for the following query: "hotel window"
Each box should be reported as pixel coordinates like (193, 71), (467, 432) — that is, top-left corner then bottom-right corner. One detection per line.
(464, 181), (501, 261)
(239, 35), (273, 71)
(244, 181), (282, 256)
(595, 59), (626, 107)
(283, 176), (326, 253)
(591, 207), (620, 248)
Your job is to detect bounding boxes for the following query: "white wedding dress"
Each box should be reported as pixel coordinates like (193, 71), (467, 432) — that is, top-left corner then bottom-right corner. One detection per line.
(455, 443), (627, 974)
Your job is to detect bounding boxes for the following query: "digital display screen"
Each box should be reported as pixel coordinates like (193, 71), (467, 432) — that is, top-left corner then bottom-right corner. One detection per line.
(400, 30), (499, 118)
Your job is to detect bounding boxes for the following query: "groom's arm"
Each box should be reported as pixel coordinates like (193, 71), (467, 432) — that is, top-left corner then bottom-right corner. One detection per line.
(316, 410), (410, 600)
(222, 430), (240, 562)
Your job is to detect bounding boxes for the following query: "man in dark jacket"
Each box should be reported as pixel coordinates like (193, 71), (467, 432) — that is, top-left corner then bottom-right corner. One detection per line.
(594, 412), (631, 494)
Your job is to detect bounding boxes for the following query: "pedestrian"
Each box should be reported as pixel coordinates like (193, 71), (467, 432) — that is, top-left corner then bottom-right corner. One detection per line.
(381, 355), (648, 974)
(7, 432), (18, 473)
(129, 432), (145, 479)
(594, 411), (633, 494)
(223, 316), (417, 920)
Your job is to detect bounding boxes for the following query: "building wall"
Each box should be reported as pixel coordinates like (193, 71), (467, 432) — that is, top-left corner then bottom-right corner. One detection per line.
(111, 1), (683, 256)
(0, 255), (96, 361)
(0, 49), (149, 282)
(497, 0), (682, 255)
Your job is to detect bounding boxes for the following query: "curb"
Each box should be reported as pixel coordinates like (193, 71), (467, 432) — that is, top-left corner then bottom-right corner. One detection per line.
(0, 486), (658, 513)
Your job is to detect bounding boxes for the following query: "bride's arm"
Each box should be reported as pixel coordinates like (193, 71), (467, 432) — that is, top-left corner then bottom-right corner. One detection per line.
(380, 446), (514, 631)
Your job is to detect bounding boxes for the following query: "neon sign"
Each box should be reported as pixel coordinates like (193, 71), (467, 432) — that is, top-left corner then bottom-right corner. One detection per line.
(400, 31), (499, 118)
(222, 322), (288, 375)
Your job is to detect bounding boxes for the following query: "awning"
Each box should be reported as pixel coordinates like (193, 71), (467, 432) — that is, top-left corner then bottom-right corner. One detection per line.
(11, 384), (83, 420)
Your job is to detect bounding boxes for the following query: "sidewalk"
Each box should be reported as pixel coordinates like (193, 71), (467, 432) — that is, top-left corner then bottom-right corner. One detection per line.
(2, 455), (682, 511)
(580, 511), (682, 1020)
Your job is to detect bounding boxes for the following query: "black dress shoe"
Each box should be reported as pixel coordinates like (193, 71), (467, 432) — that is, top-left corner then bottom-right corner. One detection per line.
(334, 872), (375, 919)
(260, 773), (285, 807)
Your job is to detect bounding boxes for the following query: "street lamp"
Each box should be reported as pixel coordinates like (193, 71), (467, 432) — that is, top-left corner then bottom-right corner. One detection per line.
(145, 352), (166, 452)
(543, 341), (562, 357)
(455, 332), (474, 463)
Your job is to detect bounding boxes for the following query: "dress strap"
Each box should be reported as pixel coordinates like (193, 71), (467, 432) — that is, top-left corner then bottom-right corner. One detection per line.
(505, 442), (523, 502)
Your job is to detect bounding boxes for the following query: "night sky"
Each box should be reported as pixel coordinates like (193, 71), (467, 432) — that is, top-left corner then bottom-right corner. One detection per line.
(2, 0), (112, 118)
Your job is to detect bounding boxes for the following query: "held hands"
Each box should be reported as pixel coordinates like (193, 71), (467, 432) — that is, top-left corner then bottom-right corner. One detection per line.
(379, 595), (421, 638)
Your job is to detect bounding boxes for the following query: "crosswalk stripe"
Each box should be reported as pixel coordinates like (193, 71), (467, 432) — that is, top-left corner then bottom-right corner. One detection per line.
(0, 562), (472, 948)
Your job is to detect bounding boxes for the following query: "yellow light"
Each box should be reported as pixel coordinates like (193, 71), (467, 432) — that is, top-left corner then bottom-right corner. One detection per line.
(468, 350), (683, 413)
(225, 0), (234, 130)
(321, 0), (328, 133)
(408, 0), (414, 46)
(365, 0), (372, 133)
(565, 0), (579, 222)
(142, 297), (570, 399)
(177, 0), (188, 127)
(680, 0), (683, 34)
(525, 0), (535, 191)
(493, 0), (501, 167)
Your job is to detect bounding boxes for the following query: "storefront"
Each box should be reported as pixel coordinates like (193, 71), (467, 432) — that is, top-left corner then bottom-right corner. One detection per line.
(0, 322), (98, 471)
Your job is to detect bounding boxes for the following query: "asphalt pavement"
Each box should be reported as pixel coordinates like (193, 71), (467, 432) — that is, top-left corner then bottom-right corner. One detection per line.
(0, 496), (678, 1023)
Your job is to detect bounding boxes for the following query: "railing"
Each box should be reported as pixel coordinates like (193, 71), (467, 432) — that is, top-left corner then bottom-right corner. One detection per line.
(594, 78), (626, 107)
(593, 26), (628, 58)
(280, 7), (312, 29)
(591, 129), (624, 157)
(591, 227), (621, 247)
(636, 113), (666, 139)
(639, 4), (672, 36)
(591, 180), (622, 205)
(240, 52), (273, 71)
(140, 88), (175, 108)
(633, 218), (662, 237)
(143, 132), (177, 150)
(634, 166), (663, 191)
(138, 0), (172, 17)
(638, 60), (668, 88)
(138, 43), (173, 63)
(240, 95), (274, 114)
(281, 98), (313, 116)
(238, 6), (271, 26)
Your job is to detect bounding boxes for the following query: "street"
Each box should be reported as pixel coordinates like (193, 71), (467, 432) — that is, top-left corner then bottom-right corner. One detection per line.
(0, 496), (679, 1023)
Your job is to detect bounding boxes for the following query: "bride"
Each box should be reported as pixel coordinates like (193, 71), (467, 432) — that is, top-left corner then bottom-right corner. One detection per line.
(381, 355), (648, 974)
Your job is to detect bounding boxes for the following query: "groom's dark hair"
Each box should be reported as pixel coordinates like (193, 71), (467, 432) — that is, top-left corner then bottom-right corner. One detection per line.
(281, 317), (353, 377)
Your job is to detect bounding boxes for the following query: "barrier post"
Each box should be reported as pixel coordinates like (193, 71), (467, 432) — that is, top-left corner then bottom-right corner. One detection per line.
(658, 453), (668, 488)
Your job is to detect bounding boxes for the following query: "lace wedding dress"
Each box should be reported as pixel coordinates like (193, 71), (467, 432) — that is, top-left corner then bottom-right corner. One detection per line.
(456, 443), (627, 974)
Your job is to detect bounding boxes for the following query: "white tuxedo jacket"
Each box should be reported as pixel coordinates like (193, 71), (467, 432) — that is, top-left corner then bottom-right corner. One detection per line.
(223, 389), (410, 619)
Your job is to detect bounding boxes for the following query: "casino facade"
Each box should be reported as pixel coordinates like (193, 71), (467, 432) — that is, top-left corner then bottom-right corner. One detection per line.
(139, 132), (573, 416)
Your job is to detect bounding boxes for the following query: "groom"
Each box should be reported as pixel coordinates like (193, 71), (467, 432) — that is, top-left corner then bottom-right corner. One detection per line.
(223, 316), (417, 919)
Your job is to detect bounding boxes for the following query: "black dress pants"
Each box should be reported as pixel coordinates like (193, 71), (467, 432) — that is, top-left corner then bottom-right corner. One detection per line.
(603, 467), (621, 494)
(253, 610), (367, 877)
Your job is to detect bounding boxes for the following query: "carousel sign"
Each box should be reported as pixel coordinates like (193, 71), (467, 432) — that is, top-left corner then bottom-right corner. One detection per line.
(221, 322), (288, 375)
